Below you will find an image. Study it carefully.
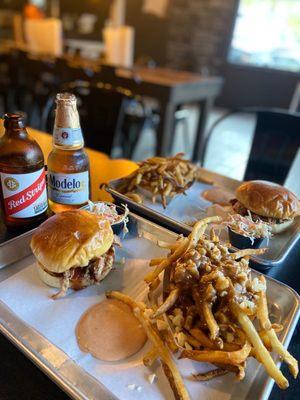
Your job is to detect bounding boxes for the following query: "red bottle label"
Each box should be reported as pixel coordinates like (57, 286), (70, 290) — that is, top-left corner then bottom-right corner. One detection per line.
(0, 168), (47, 218)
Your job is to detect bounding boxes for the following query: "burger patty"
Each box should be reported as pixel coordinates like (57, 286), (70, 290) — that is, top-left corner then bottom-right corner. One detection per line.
(42, 246), (115, 290)
(230, 199), (289, 224)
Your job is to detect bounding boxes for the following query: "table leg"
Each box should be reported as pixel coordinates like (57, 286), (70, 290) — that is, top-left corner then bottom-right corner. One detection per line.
(156, 102), (177, 156)
(192, 98), (214, 163)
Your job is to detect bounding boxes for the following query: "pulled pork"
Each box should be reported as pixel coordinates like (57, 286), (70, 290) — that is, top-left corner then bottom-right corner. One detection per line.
(230, 199), (288, 224)
(45, 246), (115, 299)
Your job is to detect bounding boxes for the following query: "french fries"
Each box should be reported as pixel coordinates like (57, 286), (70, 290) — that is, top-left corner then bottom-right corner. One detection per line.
(117, 154), (197, 208)
(231, 247), (267, 260)
(143, 346), (158, 367)
(152, 288), (180, 318)
(144, 238), (189, 283)
(106, 290), (146, 311)
(257, 276), (298, 378)
(231, 304), (289, 389)
(125, 192), (143, 203)
(134, 307), (190, 400)
(193, 368), (228, 381)
(180, 342), (251, 366)
(105, 216), (298, 400)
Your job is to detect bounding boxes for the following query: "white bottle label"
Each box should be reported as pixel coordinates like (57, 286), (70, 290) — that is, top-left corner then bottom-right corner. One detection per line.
(0, 168), (47, 218)
(48, 170), (89, 205)
(53, 127), (84, 146)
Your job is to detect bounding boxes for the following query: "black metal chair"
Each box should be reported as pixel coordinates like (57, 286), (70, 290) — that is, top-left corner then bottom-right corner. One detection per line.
(202, 108), (300, 184)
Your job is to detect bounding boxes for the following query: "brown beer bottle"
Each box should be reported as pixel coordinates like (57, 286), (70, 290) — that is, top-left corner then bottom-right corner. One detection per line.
(47, 93), (90, 213)
(0, 113), (48, 231)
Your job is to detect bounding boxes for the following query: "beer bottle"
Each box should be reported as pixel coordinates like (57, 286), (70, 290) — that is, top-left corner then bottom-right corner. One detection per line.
(0, 113), (48, 231)
(47, 93), (90, 213)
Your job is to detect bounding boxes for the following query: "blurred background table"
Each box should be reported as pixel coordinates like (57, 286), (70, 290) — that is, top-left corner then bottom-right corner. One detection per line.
(0, 45), (223, 162)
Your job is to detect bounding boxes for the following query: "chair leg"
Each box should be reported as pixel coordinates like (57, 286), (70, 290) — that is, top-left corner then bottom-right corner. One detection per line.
(169, 117), (190, 155)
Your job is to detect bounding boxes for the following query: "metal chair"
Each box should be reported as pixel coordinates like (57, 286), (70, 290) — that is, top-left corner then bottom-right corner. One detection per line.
(202, 108), (300, 184)
(289, 82), (300, 113)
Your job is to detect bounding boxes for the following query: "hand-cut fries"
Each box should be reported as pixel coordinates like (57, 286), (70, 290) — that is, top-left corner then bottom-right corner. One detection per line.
(180, 341), (251, 366)
(134, 307), (190, 400)
(106, 217), (298, 400)
(256, 276), (298, 378)
(193, 368), (228, 381)
(117, 153), (197, 208)
(143, 346), (158, 367)
(152, 288), (180, 318)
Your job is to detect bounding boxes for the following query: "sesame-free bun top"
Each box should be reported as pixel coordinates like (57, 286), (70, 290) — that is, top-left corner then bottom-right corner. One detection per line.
(30, 210), (114, 273)
(236, 180), (300, 219)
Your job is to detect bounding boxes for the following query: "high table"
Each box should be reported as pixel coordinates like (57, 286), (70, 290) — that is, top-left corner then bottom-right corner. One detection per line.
(0, 129), (299, 400)
(109, 66), (223, 161)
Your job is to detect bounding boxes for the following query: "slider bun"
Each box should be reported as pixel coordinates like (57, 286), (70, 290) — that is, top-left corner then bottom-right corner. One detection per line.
(236, 181), (300, 219)
(36, 263), (62, 288)
(31, 210), (114, 274)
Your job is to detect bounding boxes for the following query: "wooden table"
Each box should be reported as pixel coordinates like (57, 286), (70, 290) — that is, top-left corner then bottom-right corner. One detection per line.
(98, 65), (224, 162)
(1, 46), (223, 162)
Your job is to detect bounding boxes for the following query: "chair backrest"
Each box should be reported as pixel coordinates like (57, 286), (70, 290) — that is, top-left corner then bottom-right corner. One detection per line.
(289, 82), (300, 113)
(42, 81), (130, 155)
(244, 110), (300, 184)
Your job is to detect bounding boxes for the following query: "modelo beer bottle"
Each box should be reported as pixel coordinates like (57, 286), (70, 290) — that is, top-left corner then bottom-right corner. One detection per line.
(47, 93), (90, 213)
(0, 113), (48, 231)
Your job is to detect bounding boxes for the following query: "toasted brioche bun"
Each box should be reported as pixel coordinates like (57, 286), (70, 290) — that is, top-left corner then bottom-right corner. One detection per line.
(31, 210), (114, 274)
(36, 263), (63, 288)
(236, 181), (300, 219)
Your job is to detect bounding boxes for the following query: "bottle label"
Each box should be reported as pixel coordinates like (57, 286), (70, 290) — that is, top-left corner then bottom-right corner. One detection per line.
(48, 170), (89, 205)
(53, 127), (84, 146)
(0, 168), (47, 218)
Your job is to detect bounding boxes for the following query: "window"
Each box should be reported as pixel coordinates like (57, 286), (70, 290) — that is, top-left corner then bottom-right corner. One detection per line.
(228, 0), (300, 72)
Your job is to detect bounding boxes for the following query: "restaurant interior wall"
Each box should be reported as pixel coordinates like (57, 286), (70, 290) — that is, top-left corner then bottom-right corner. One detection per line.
(1, 0), (299, 110)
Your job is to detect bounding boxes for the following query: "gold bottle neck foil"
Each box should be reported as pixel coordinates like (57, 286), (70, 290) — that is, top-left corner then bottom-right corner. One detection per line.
(53, 93), (84, 148)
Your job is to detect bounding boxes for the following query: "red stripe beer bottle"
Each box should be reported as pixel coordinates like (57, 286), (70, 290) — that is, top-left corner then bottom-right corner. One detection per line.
(0, 113), (48, 231)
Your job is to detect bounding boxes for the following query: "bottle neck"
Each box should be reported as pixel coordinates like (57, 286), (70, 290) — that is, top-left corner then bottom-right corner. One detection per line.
(4, 115), (28, 139)
(5, 126), (28, 139)
(53, 102), (84, 149)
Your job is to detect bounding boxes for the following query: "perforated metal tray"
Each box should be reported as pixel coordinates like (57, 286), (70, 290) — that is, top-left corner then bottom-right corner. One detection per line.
(0, 215), (35, 269)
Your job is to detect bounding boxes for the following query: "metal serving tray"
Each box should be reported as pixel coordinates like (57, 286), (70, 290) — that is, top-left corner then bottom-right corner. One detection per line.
(106, 170), (300, 269)
(0, 215), (36, 269)
(0, 213), (299, 400)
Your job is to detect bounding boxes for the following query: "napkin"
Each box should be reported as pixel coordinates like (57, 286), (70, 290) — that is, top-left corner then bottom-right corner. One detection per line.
(103, 25), (134, 68)
(24, 18), (63, 56)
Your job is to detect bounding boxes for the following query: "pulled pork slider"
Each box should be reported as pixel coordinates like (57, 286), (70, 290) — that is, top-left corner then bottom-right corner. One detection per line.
(231, 181), (300, 234)
(30, 210), (115, 299)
